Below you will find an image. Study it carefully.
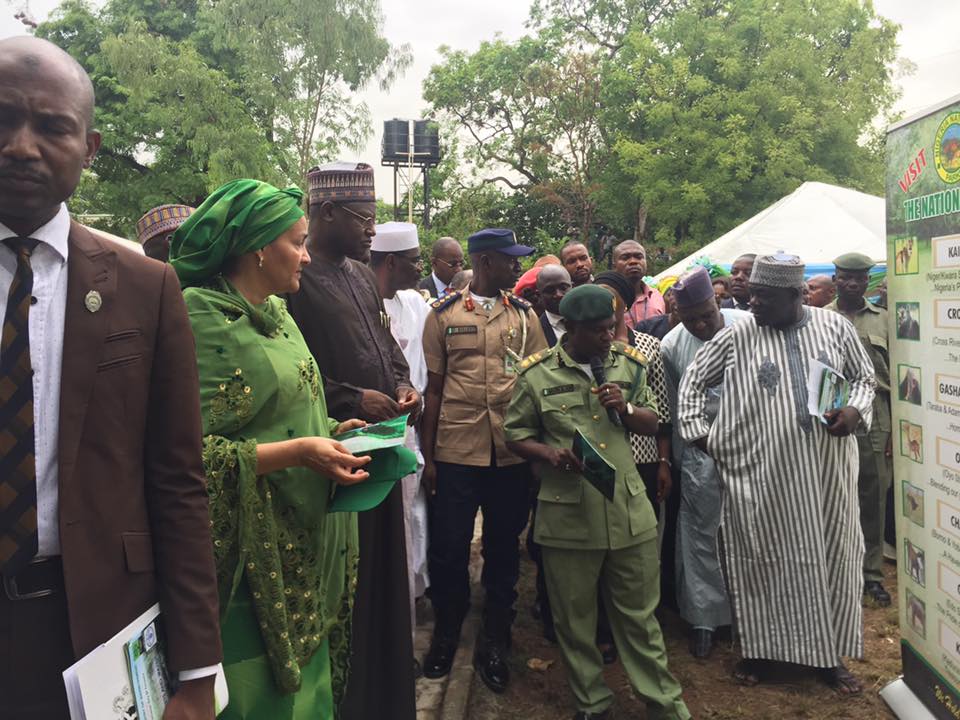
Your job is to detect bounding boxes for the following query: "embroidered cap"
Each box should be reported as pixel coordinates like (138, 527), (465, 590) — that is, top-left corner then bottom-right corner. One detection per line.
(750, 252), (805, 289)
(306, 162), (375, 205)
(671, 267), (715, 308)
(136, 204), (194, 245)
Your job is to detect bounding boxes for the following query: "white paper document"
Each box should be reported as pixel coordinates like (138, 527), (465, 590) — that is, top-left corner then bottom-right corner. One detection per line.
(63, 603), (228, 719)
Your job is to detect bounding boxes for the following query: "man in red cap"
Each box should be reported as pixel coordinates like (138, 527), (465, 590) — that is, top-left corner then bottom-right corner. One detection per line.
(513, 265), (544, 316)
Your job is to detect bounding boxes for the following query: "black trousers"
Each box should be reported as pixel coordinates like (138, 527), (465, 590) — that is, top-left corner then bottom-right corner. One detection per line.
(0, 559), (74, 720)
(428, 461), (531, 633)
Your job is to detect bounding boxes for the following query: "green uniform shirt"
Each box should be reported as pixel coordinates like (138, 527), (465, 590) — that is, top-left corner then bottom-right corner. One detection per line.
(504, 341), (659, 551)
(824, 299), (890, 433)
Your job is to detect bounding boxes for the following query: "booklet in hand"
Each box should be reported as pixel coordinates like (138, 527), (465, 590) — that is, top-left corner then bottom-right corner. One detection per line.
(572, 429), (616, 501)
(330, 414), (417, 513)
(806, 359), (851, 424)
(63, 603), (228, 720)
(336, 414), (409, 453)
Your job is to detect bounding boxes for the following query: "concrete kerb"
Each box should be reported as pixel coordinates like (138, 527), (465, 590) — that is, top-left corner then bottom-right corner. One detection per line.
(438, 588), (481, 720)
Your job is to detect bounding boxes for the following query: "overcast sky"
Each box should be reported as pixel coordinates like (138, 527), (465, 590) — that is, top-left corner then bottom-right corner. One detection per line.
(3, 0), (959, 199)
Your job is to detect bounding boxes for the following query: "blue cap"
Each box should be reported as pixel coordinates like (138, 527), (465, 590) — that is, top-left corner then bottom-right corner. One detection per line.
(467, 228), (534, 256)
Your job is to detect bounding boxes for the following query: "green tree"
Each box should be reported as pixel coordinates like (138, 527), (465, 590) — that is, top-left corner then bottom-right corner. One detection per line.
(425, 0), (900, 259)
(610, 0), (899, 252)
(36, 0), (410, 235)
(423, 38), (614, 245)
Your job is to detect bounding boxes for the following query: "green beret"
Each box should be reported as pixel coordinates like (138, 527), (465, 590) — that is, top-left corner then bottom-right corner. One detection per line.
(559, 284), (617, 322)
(833, 252), (876, 271)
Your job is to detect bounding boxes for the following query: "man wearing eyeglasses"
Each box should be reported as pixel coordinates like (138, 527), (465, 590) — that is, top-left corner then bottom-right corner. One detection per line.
(287, 162), (420, 720)
(419, 236), (465, 298)
(370, 221), (432, 673)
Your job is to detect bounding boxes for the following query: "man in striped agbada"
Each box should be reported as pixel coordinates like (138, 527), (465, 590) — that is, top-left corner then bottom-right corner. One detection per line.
(677, 253), (876, 695)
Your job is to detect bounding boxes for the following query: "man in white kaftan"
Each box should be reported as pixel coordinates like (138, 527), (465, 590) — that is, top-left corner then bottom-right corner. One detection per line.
(677, 253), (875, 694)
(371, 223), (431, 649)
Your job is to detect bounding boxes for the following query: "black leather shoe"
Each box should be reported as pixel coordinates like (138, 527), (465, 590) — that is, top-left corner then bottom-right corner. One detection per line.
(423, 635), (458, 679)
(690, 628), (714, 658)
(573, 709), (611, 720)
(474, 638), (510, 693)
(864, 581), (892, 607)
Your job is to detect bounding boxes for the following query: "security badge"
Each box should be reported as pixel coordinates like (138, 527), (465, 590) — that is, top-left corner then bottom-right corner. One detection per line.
(84, 290), (102, 313)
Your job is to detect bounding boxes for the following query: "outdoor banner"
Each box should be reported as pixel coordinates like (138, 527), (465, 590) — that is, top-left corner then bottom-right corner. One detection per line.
(885, 94), (960, 719)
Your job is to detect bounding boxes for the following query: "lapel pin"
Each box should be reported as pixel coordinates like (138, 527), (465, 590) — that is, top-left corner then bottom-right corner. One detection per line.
(84, 290), (102, 313)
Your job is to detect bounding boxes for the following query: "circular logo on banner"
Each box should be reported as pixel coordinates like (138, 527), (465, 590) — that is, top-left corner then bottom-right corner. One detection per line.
(935, 112), (960, 183)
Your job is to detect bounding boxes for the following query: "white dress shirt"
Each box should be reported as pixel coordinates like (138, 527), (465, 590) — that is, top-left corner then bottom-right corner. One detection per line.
(0, 208), (218, 682)
(0, 205), (69, 557)
(544, 310), (566, 340)
(432, 271), (449, 297)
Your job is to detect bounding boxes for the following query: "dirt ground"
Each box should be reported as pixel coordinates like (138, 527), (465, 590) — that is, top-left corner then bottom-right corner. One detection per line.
(467, 552), (901, 720)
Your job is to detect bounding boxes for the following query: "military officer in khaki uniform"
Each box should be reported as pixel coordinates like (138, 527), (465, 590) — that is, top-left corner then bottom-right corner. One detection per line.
(420, 228), (548, 692)
(505, 285), (690, 720)
(825, 252), (893, 606)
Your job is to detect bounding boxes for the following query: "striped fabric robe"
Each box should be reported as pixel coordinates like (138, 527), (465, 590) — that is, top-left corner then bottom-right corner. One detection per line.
(677, 307), (875, 667)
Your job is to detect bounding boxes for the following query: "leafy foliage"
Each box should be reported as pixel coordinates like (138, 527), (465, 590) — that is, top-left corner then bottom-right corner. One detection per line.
(35, 0), (409, 234)
(424, 0), (900, 260)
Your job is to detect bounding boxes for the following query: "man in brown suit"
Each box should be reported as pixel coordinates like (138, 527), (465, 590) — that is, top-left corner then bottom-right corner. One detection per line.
(0, 36), (222, 719)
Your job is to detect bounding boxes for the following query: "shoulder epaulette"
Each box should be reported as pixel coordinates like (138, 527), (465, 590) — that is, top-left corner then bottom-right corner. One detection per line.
(518, 348), (550, 372)
(613, 342), (647, 364)
(505, 292), (532, 312)
(431, 289), (463, 313)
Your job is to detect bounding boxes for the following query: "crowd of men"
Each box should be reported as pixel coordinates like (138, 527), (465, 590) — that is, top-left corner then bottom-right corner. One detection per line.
(0, 35), (895, 720)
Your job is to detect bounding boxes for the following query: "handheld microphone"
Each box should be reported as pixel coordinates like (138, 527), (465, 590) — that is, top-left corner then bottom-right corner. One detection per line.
(589, 356), (622, 428)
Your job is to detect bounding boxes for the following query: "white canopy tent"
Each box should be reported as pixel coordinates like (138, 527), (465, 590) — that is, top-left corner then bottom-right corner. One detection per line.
(654, 181), (885, 280)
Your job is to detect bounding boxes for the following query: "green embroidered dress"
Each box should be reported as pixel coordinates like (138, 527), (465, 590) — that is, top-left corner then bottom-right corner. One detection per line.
(185, 278), (358, 720)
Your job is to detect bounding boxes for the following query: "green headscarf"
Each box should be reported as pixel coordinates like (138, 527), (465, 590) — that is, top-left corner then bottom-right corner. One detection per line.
(170, 179), (305, 287)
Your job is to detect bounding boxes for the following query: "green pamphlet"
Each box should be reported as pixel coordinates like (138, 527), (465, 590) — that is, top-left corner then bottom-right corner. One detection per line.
(330, 415), (417, 513)
(336, 414), (409, 453)
(572, 430), (616, 501)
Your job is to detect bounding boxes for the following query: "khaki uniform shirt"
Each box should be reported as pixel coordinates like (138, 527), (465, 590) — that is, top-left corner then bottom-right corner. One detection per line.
(423, 289), (548, 467)
(825, 298), (890, 433)
(504, 342), (659, 550)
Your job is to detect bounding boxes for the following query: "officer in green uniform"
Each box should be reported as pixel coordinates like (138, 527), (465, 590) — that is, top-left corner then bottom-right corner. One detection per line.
(505, 285), (690, 720)
(825, 252), (893, 606)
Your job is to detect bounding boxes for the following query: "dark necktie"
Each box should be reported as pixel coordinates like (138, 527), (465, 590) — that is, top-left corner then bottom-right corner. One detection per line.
(0, 237), (40, 575)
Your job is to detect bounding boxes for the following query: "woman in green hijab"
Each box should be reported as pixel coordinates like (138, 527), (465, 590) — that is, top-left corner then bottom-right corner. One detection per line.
(170, 179), (369, 719)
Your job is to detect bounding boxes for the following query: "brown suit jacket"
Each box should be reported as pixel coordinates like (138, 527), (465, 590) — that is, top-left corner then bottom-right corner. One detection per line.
(56, 222), (221, 670)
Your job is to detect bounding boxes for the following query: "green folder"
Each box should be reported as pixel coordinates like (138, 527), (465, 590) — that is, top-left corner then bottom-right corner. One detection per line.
(329, 445), (418, 513)
(572, 430), (616, 501)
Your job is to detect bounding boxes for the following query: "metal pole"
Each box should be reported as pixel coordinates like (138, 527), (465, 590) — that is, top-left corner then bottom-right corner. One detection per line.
(408, 120), (414, 224)
(423, 169), (430, 228)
